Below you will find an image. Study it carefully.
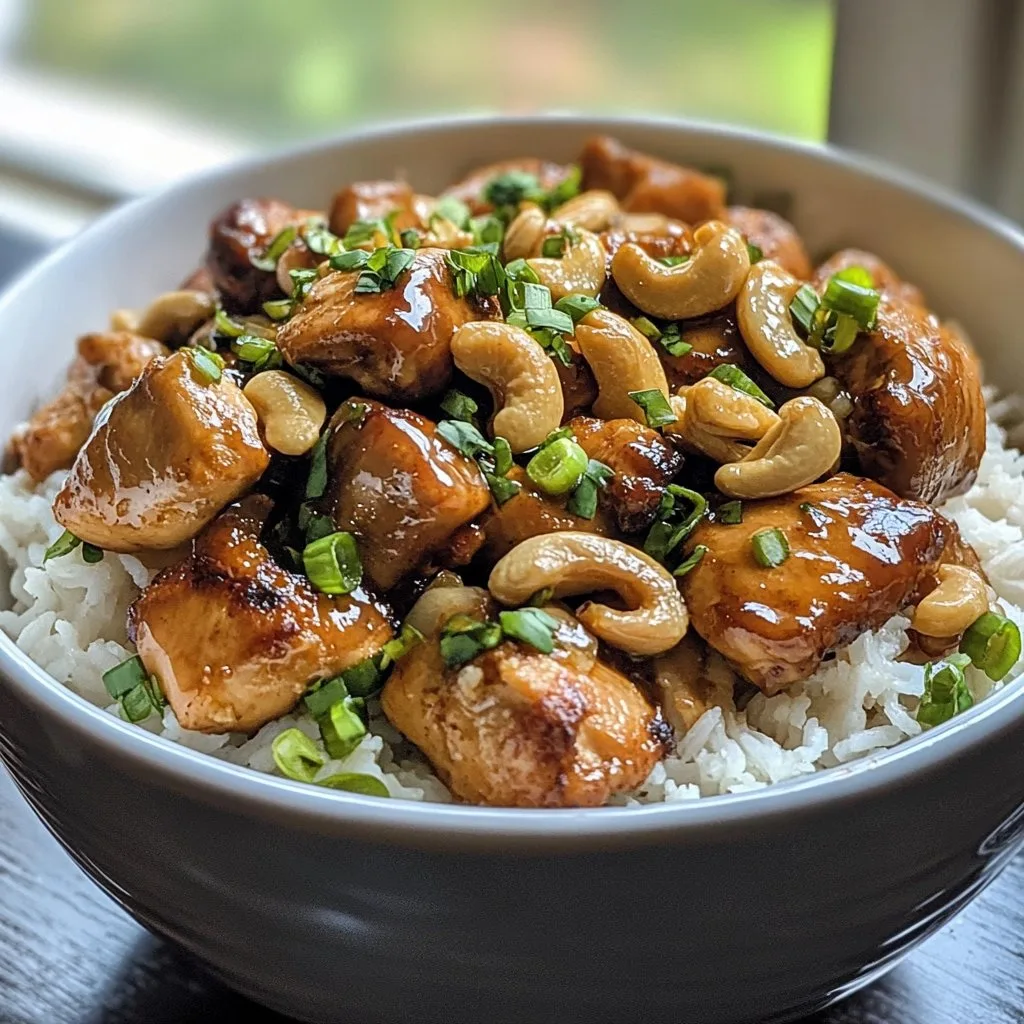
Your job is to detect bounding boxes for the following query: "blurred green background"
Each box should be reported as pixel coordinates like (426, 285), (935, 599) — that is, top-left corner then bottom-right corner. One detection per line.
(17, 0), (834, 142)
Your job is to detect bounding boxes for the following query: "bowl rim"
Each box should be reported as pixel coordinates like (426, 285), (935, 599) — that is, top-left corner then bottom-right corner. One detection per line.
(2, 111), (1024, 845)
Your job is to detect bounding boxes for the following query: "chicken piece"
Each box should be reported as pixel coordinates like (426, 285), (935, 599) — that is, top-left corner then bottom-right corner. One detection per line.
(53, 349), (269, 552)
(382, 593), (665, 806)
(726, 206), (812, 280)
(441, 158), (575, 215)
(206, 197), (304, 313)
(569, 416), (683, 533)
(328, 180), (422, 237)
(130, 496), (393, 733)
(680, 473), (976, 693)
(657, 308), (751, 391)
(813, 249), (925, 309)
(11, 331), (168, 482)
(277, 248), (495, 401)
(579, 136), (726, 224)
(831, 298), (986, 504)
(325, 399), (491, 590)
(478, 467), (615, 562)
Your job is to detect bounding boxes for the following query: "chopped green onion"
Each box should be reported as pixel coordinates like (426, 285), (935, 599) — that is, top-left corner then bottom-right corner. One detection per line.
(272, 728), (325, 782)
(303, 219), (342, 257)
(673, 544), (708, 578)
(318, 773), (389, 796)
(567, 459), (613, 519)
(708, 364), (774, 408)
(437, 419), (494, 460)
(445, 246), (505, 299)
(233, 335), (282, 371)
(432, 195), (471, 229)
(498, 608), (559, 654)
(644, 485), (707, 565)
(470, 215), (505, 247)
(960, 612), (1022, 681)
(44, 529), (81, 562)
(305, 431), (330, 499)
(119, 680), (162, 723)
(439, 616), (504, 668)
(717, 501), (743, 525)
(751, 527), (790, 568)
(379, 622), (425, 671)
(528, 587), (555, 607)
(304, 512), (335, 545)
(789, 284), (821, 336)
(262, 298), (294, 321)
(628, 389), (677, 428)
(250, 225), (298, 272)
(834, 265), (875, 288)
(343, 659), (383, 697)
(354, 247), (416, 294)
(526, 436), (589, 496)
(819, 314), (860, 355)
(485, 473), (521, 506)
(483, 170), (545, 212)
(336, 400), (367, 426)
(553, 293), (600, 323)
(343, 215), (398, 249)
(822, 273), (880, 330)
(400, 228), (421, 249)
(631, 315), (661, 340)
(440, 389), (479, 424)
(541, 233), (568, 258)
(214, 307), (246, 338)
(187, 347), (224, 384)
(103, 655), (148, 699)
(304, 676), (350, 719)
(544, 165), (583, 209)
(657, 323), (692, 358)
(302, 532), (362, 596)
(919, 653), (974, 727)
(493, 437), (514, 477)
(659, 255), (688, 268)
(319, 697), (367, 759)
(329, 249), (371, 273)
(81, 543), (104, 564)
(746, 242), (764, 263)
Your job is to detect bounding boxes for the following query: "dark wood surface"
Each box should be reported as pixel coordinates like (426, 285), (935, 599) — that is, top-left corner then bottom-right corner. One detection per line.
(1, 766), (1023, 1024)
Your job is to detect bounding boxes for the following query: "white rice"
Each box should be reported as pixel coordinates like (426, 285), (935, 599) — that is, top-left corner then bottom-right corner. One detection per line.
(1, 415), (1022, 805)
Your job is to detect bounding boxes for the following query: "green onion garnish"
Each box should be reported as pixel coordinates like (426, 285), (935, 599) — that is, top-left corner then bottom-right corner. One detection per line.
(544, 165), (582, 209)
(250, 225), (298, 272)
(103, 655), (148, 699)
(353, 247), (416, 294)
(44, 529), (81, 562)
(498, 608), (559, 654)
(233, 335), (282, 371)
(960, 612), (1022, 682)
(305, 431), (330, 499)
(919, 653), (974, 727)
(303, 219), (342, 257)
(343, 214), (399, 249)
(445, 246), (506, 299)
(119, 679), (162, 723)
(319, 697), (367, 760)
(437, 419), (494, 460)
(432, 195), (471, 229)
(746, 242), (764, 263)
(822, 273), (880, 330)
(214, 307), (246, 338)
(553, 293), (601, 323)
(541, 234), (568, 258)
(329, 249), (371, 273)
(493, 437), (514, 477)
(440, 389), (479, 424)
(567, 459), (613, 519)
(659, 255), (688, 267)
(673, 544), (708, 578)
(302, 532), (362, 596)
(379, 622), (425, 671)
(400, 228), (422, 249)
(103, 656), (163, 723)
(471, 215), (505, 246)
(628, 389), (677, 429)
(82, 543), (104, 564)
(526, 436), (589, 496)
(439, 615), (504, 668)
(318, 773), (389, 796)
(717, 501), (743, 525)
(708, 364), (774, 408)
(485, 473), (521, 506)
(644, 485), (707, 566)
(188, 347), (224, 384)
(751, 527), (790, 568)
(789, 284), (821, 336)
(272, 728), (325, 783)
(658, 323), (692, 358)
(304, 676), (351, 719)
(483, 170), (545, 212)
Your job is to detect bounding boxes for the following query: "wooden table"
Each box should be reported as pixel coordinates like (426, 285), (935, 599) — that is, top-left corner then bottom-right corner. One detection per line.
(1, 764), (1022, 1024)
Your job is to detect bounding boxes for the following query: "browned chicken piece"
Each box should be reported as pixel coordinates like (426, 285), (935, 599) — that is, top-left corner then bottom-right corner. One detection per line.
(831, 298), (986, 504)
(726, 206), (812, 280)
(441, 158), (575, 215)
(277, 248), (495, 401)
(555, 349), (598, 420)
(11, 331), (168, 482)
(478, 467), (615, 562)
(657, 308), (751, 390)
(569, 416), (683, 533)
(579, 136), (726, 224)
(328, 180), (422, 237)
(680, 473), (978, 693)
(206, 197), (304, 313)
(53, 349), (268, 552)
(130, 496), (393, 733)
(326, 399), (491, 590)
(180, 265), (215, 293)
(812, 248), (926, 308)
(382, 592), (665, 806)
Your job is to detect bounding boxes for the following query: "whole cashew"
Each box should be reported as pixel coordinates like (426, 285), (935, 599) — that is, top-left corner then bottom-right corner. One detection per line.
(551, 189), (620, 232)
(912, 565), (991, 640)
(802, 375), (854, 422)
(714, 396), (842, 498)
(134, 290), (216, 343)
(276, 243), (319, 295)
(503, 204), (548, 261)
(527, 227), (607, 300)
(242, 370), (327, 456)
(405, 585), (493, 638)
(736, 260), (825, 388)
(488, 532), (688, 656)
(450, 321), (564, 452)
(574, 308), (671, 422)
(610, 220), (750, 320)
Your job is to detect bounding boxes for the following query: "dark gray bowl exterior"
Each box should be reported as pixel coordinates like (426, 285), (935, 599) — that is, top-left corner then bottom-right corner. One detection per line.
(2, 117), (1024, 1024)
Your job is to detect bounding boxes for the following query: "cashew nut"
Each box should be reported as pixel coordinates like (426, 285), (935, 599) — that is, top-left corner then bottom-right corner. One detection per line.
(133, 290), (215, 343)
(654, 634), (712, 732)
(450, 321), (564, 452)
(714, 396), (842, 498)
(275, 243), (318, 295)
(664, 379), (781, 464)
(610, 220), (750, 320)
(802, 375), (854, 422)
(109, 308), (140, 332)
(242, 370), (327, 456)
(736, 260), (825, 388)
(503, 204), (548, 261)
(405, 585), (493, 638)
(613, 212), (678, 234)
(912, 565), (991, 640)
(574, 308), (671, 422)
(488, 532), (688, 656)
(551, 189), (620, 232)
(527, 227), (607, 300)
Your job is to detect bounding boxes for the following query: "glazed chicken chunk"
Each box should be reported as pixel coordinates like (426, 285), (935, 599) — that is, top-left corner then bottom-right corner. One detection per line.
(441, 158), (575, 215)
(130, 496), (393, 733)
(53, 349), (269, 552)
(726, 206), (812, 280)
(325, 399), (492, 590)
(277, 248), (496, 401)
(328, 180), (423, 237)
(381, 588), (665, 807)
(681, 474), (976, 692)
(11, 331), (167, 482)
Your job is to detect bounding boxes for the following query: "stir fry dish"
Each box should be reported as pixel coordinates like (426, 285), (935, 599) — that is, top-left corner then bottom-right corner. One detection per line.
(7, 136), (1021, 808)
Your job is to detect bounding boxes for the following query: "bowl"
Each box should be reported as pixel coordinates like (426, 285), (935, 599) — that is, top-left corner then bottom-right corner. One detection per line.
(2, 115), (1024, 1024)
